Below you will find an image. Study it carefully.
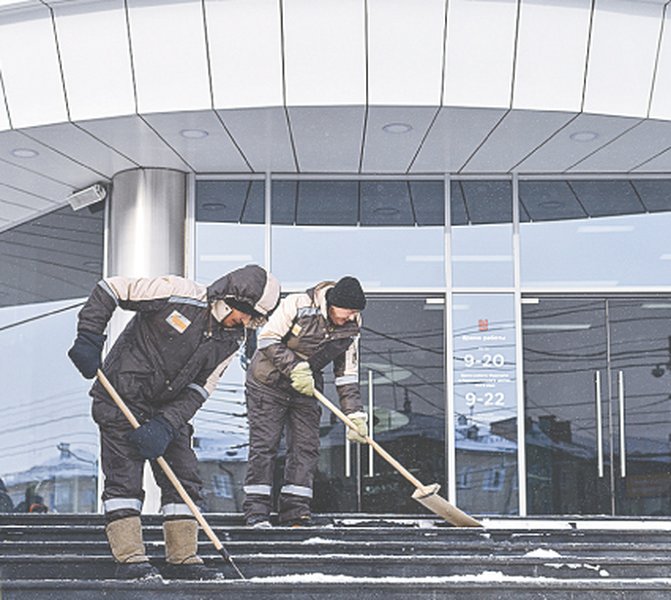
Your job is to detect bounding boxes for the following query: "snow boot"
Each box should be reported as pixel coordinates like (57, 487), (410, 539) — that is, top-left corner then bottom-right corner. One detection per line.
(106, 515), (160, 580)
(162, 518), (224, 580)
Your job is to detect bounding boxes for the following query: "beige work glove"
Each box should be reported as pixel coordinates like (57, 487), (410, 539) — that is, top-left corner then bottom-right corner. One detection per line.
(346, 411), (369, 444)
(290, 361), (315, 396)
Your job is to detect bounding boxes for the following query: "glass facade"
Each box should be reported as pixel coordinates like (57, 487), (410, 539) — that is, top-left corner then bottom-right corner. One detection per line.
(4, 175), (671, 517)
(193, 176), (671, 517)
(0, 205), (104, 513)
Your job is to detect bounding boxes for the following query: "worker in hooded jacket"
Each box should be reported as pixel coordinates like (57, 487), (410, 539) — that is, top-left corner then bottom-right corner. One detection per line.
(67, 264), (280, 580)
(243, 276), (368, 527)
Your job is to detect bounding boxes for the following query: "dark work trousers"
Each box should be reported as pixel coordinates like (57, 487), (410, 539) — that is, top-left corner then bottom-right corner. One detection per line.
(98, 418), (202, 519)
(243, 380), (322, 524)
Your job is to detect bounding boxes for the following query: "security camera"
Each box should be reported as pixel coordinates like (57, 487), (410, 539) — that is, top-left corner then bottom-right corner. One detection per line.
(652, 364), (666, 378)
(67, 183), (107, 211)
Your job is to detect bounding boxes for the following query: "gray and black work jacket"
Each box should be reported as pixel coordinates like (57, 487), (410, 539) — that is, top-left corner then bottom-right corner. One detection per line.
(247, 281), (363, 414)
(77, 265), (277, 430)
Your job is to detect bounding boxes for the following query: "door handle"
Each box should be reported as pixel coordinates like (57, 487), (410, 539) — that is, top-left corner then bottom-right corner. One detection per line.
(368, 369), (374, 477)
(595, 371), (604, 478)
(618, 370), (626, 478)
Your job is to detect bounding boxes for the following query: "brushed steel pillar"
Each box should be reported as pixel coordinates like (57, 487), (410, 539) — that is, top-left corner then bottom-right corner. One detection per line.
(105, 168), (187, 514)
(108, 168), (187, 277)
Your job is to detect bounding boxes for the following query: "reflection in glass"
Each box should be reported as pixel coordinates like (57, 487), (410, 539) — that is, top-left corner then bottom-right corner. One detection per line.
(314, 296), (446, 514)
(521, 212), (671, 289)
(608, 299), (671, 516)
(0, 205), (104, 307)
(453, 294), (518, 515)
(0, 206), (103, 513)
(196, 180), (264, 224)
(0, 303), (99, 513)
(451, 180), (513, 288)
(568, 180), (645, 218)
(523, 296), (671, 517)
(192, 356), (249, 511)
(271, 179), (445, 290)
(271, 180), (445, 227)
(522, 297), (610, 515)
(194, 180), (266, 285)
(272, 226), (445, 290)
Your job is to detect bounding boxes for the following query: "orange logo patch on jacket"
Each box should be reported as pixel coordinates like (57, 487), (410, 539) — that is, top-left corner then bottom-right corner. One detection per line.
(166, 310), (191, 333)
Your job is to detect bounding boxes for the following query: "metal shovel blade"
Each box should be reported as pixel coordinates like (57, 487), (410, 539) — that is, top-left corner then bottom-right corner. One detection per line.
(411, 483), (482, 527)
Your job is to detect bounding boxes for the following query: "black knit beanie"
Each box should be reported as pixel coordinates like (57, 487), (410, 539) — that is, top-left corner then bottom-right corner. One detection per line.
(326, 276), (366, 311)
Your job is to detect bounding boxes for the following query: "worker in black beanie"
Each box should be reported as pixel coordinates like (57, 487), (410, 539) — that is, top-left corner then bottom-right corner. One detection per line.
(326, 276), (366, 311)
(243, 276), (367, 527)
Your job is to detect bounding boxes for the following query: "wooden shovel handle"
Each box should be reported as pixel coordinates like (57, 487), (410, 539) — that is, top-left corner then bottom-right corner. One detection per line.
(313, 389), (429, 493)
(96, 369), (233, 562)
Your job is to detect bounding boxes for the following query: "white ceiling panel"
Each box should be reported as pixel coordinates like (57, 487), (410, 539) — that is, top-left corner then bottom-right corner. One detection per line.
(361, 107), (437, 173)
(513, 0), (591, 112)
(0, 1), (41, 11)
(21, 122), (136, 178)
(0, 157), (72, 202)
(53, 0), (135, 121)
(205, 0), (283, 109)
(515, 113), (640, 173)
(367, 0), (445, 106)
(649, 8), (671, 120)
(463, 110), (576, 173)
(410, 107), (506, 173)
(0, 199), (38, 222)
(288, 106), (364, 172)
(219, 107), (296, 173)
(283, 0), (366, 106)
(583, 0), (663, 118)
(443, 0), (518, 108)
(77, 115), (189, 171)
(569, 120), (671, 172)
(0, 129), (100, 187)
(632, 145), (671, 172)
(143, 111), (250, 173)
(0, 183), (58, 212)
(127, 0), (210, 114)
(0, 6), (68, 128)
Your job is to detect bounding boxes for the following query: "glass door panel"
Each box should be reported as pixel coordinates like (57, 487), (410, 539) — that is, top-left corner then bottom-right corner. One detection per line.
(608, 299), (671, 516)
(523, 298), (611, 515)
(313, 296), (446, 514)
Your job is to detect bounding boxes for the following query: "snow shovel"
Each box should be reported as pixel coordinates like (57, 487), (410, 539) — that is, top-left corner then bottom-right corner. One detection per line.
(96, 369), (246, 579)
(313, 389), (482, 527)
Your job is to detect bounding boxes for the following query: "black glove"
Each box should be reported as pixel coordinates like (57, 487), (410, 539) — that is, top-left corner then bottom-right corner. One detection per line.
(67, 331), (106, 379)
(126, 416), (175, 460)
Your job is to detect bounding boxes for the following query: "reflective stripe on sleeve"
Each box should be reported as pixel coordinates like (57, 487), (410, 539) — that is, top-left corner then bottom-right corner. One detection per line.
(257, 338), (280, 349)
(187, 383), (208, 400)
(335, 374), (358, 386)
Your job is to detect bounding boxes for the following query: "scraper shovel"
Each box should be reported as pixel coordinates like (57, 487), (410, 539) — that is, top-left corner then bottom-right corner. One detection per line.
(314, 389), (481, 527)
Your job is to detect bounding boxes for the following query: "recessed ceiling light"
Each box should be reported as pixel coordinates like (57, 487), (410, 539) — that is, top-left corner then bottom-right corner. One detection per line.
(11, 148), (38, 158)
(382, 123), (413, 134)
(180, 129), (209, 139)
(373, 207), (400, 216)
(202, 202), (225, 210)
(569, 131), (598, 142)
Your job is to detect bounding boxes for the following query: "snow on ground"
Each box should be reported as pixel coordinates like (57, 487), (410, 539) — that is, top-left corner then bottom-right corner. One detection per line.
(246, 572), (662, 584)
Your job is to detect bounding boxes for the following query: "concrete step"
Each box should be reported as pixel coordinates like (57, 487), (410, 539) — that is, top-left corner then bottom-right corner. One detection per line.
(3, 577), (671, 600)
(2, 515), (671, 599)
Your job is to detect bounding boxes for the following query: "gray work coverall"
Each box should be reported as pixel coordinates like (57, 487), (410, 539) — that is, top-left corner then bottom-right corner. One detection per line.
(243, 281), (363, 523)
